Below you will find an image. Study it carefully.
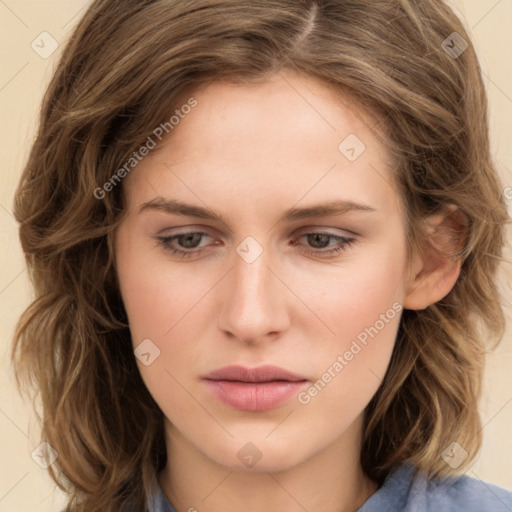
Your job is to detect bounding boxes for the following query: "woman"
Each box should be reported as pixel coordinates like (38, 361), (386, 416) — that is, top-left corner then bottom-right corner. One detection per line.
(12, 1), (512, 511)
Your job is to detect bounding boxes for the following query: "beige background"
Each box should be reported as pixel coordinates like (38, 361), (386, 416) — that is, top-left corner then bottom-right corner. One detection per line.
(1, 1), (511, 511)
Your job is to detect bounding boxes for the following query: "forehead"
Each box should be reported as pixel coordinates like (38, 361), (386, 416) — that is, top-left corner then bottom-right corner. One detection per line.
(174, 73), (379, 157)
(122, 71), (401, 220)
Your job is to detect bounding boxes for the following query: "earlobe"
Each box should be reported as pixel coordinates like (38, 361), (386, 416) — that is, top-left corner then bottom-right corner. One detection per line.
(403, 205), (468, 311)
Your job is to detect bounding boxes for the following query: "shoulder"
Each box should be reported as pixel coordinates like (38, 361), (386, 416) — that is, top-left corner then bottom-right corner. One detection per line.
(417, 468), (512, 511)
(359, 462), (512, 512)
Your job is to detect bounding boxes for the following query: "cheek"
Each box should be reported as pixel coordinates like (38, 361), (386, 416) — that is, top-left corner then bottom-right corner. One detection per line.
(115, 229), (210, 343)
(290, 240), (405, 401)
(292, 281), (402, 435)
(115, 240), (227, 394)
(116, 251), (213, 415)
(295, 239), (405, 345)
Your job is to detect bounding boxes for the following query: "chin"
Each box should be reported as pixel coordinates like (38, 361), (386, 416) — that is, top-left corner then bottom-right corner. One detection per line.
(205, 437), (312, 473)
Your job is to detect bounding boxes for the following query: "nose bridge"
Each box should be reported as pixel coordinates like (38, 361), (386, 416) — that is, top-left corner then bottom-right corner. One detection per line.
(217, 242), (289, 342)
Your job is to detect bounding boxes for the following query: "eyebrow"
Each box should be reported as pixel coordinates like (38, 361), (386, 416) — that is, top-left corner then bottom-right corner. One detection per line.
(138, 197), (377, 224)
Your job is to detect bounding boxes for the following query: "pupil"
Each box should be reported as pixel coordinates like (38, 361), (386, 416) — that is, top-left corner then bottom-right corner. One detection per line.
(308, 233), (330, 248)
(180, 233), (202, 248)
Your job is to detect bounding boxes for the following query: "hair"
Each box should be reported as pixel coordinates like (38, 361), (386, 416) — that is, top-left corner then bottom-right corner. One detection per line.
(11, 0), (509, 511)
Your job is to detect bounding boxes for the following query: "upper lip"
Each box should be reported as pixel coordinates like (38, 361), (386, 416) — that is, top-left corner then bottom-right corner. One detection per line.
(202, 365), (307, 383)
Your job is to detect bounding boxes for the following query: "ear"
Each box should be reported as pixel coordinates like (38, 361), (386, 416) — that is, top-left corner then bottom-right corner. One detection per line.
(403, 205), (468, 310)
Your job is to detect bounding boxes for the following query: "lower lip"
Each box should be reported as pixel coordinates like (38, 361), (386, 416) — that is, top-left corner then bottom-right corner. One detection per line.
(203, 379), (308, 412)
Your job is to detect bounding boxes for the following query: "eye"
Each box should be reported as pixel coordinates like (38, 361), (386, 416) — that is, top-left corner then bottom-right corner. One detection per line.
(155, 231), (217, 258)
(292, 231), (355, 258)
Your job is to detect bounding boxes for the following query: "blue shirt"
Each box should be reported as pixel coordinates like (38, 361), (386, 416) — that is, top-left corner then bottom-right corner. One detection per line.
(140, 462), (512, 511)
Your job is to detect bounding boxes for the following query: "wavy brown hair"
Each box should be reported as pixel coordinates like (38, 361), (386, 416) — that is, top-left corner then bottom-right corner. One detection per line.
(11, 0), (509, 511)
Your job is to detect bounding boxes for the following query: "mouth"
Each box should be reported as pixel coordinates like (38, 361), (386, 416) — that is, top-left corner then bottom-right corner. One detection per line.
(202, 365), (309, 412)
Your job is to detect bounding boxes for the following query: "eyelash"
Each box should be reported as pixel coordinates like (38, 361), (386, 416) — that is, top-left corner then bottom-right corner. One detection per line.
(155, 231), (356, 259)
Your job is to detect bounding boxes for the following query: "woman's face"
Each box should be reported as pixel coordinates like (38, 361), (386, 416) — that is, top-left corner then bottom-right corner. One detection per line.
(114, 71), (414, 472)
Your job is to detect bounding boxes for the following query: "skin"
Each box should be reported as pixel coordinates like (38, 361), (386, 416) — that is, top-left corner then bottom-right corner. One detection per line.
(114, 70), (462, 512)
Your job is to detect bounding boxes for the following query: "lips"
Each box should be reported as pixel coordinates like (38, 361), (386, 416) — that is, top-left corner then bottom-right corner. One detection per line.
(203, 364), (307, 383)
(202, 365), (309, 412)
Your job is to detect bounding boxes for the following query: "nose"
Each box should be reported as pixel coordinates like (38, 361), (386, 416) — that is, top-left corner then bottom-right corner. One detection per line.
(216, 244), (290, 345)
